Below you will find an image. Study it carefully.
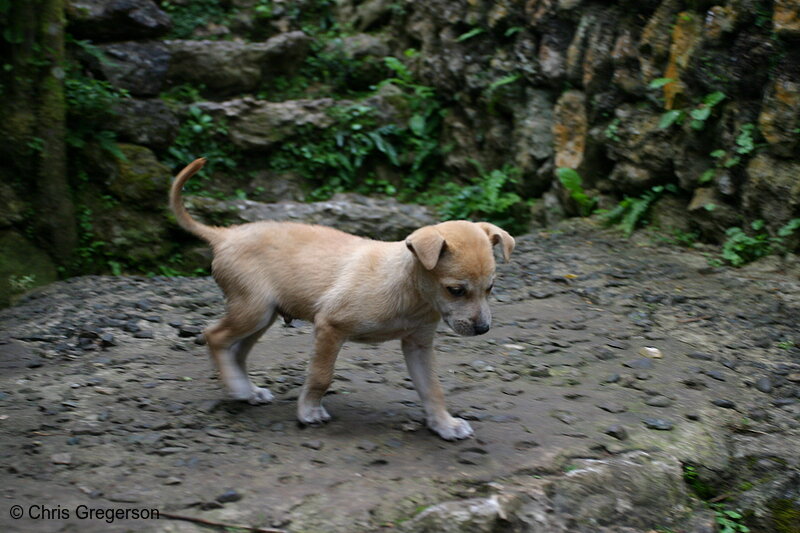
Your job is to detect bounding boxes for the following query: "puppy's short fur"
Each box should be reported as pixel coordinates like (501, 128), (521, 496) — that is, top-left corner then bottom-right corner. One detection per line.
(170, 158), (514, 440)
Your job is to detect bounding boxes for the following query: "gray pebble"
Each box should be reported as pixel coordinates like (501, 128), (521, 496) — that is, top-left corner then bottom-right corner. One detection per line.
(623, 359), (654, 370)
(605, 425), (628, 440)
(642, 418), (674, 430)
(645, 396), (673, 407)
(754, 377), (773, 393)
(216, 489), (242, 503)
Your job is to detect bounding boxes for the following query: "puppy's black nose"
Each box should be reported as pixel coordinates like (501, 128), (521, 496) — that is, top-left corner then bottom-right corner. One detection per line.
(473, 323), (490, 335)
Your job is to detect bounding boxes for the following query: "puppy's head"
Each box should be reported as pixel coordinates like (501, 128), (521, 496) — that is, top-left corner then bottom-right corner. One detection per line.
(406, 221), (515, 336)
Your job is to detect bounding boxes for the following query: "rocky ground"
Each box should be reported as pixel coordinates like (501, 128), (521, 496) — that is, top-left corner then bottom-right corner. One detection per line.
(0, 220), (798, 533)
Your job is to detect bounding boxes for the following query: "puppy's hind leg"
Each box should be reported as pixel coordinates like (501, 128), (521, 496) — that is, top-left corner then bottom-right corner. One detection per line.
(206, 303), (278, 405)
(297, 321), (344, 425)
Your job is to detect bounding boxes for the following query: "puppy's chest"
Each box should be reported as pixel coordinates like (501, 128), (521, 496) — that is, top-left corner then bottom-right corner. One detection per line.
(348, 315), (433, 343)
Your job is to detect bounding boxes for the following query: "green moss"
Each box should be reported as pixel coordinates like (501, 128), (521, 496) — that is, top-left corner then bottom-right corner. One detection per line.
(768, 499), (800, 533)
(0, 230), (58, 307)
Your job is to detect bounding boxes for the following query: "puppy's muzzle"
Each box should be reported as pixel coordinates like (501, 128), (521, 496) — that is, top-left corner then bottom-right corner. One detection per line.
(449, 318), (491, 336)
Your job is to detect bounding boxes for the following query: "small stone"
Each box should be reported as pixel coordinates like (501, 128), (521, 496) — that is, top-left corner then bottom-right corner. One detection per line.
(593, 346), (616, 360)
(215, 489), (242, 503)
(686, 351), (714, 361)
(604, 374), (621, 383)
(51, 453), (72, 465)
(704, 370), (727, 381)
(642, 418), (674, 430)
(596, 402), (627, 413)
(711, 399), (736, 409)
(302, 440), (323, 450)
(605, 425), (628, 440)
(178, 325), (203, 338)
(553, 411), (580, 425)
(99, 333), (116, 347)
(681, 377), (707, 389)
(645, 396), (673, 407)
(164, 477), (182, 485)
(528, 363), (551, 377)
(457, 448), (488, 465)
(357, 440), (377, 452)
(623, 358), (654, 370)
(639, 346), (663, 359)
(773, 398), (796, 407)
(133, 330), (154, 339)
(503, 344), (525, 350)
(754, 377), (773, 393)
(606, 340), (630, 350)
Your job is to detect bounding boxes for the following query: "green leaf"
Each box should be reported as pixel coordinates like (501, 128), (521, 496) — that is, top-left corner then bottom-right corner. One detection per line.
(488, 74), (521, 92)
(710, 149), (726, 158)
(704, 203), (716, 211)
(704, 91), (727, 106)
(659, 110), (684, 129)
(409, 114), (426, 136)
(777, 218), (800, 237)
(751, 219), (765, 231)
(691, 107), (712, 121)
(648, 77), (674, 89)
(457, 27), (485, 42)
(556, 167), (583, 193)
(699, 169), (715, 183)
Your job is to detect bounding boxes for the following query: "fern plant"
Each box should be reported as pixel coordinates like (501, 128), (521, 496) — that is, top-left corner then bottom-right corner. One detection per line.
(600, 185), (676, 236)
(556, 168), (596, 216)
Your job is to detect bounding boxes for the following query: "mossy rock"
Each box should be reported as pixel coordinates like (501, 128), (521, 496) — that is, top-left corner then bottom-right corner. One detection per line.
(0, 230), (57, 308)
(107, 143), (171, 207)
(768, 498), (800, 533)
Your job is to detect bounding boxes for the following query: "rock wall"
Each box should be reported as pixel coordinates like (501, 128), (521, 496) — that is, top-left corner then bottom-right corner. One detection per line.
(66, 0), (798, 235)
(388, 0), (800, 234)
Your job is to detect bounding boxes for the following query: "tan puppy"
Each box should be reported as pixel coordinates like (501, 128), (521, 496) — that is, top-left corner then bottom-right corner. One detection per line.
(170, 158), (515, 440)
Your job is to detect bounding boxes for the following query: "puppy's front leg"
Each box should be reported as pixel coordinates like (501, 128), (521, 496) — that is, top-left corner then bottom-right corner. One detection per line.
(297, 321), (344, 425)
(402, 327), (473, 441)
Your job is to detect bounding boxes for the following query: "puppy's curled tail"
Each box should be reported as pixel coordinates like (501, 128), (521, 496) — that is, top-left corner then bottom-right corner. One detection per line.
(169, 158), (221, 244)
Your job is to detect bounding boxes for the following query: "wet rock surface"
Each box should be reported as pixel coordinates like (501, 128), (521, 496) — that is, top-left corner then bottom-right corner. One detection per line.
(0, 220), (798, 532)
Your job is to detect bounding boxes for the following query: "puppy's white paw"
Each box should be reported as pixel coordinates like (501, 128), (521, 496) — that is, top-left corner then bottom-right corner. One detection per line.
(297, 404), (331, 425)
(429, 416), (473, 441)
(247, 386), (274, 405)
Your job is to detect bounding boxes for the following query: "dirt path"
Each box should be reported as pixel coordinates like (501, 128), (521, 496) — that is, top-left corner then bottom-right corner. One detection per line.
(1, 221), (798, 532)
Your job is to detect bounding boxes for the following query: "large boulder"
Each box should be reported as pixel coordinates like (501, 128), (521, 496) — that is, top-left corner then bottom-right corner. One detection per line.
(165, 31), (311, 95)
(323, 33), (391, 89)
(93, 41), (171, 96)
(0, 183), (25, 228)
(0, 231), (58, 308)
(185, 193), (438, 241)
(106, 144), (172, 206)
(66, 0), (172, 42)
(110, 98), (179, 150)
(513, 89), (555, 193)
(774, 0), (800, 38)
(758, 75), (800, 158)
(195, 97), (341, 150)
(743, 153), (800, 229)
(553, 90), (588, 173)
(603, 104), (678, 191)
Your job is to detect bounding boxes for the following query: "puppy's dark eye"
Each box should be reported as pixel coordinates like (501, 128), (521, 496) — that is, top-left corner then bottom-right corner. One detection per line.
(447, 286), (466, 297)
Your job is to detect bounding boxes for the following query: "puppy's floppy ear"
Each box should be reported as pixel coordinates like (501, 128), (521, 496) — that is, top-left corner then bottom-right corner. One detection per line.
(476, 222), (515, 263)
(406, 226), (446, 270)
